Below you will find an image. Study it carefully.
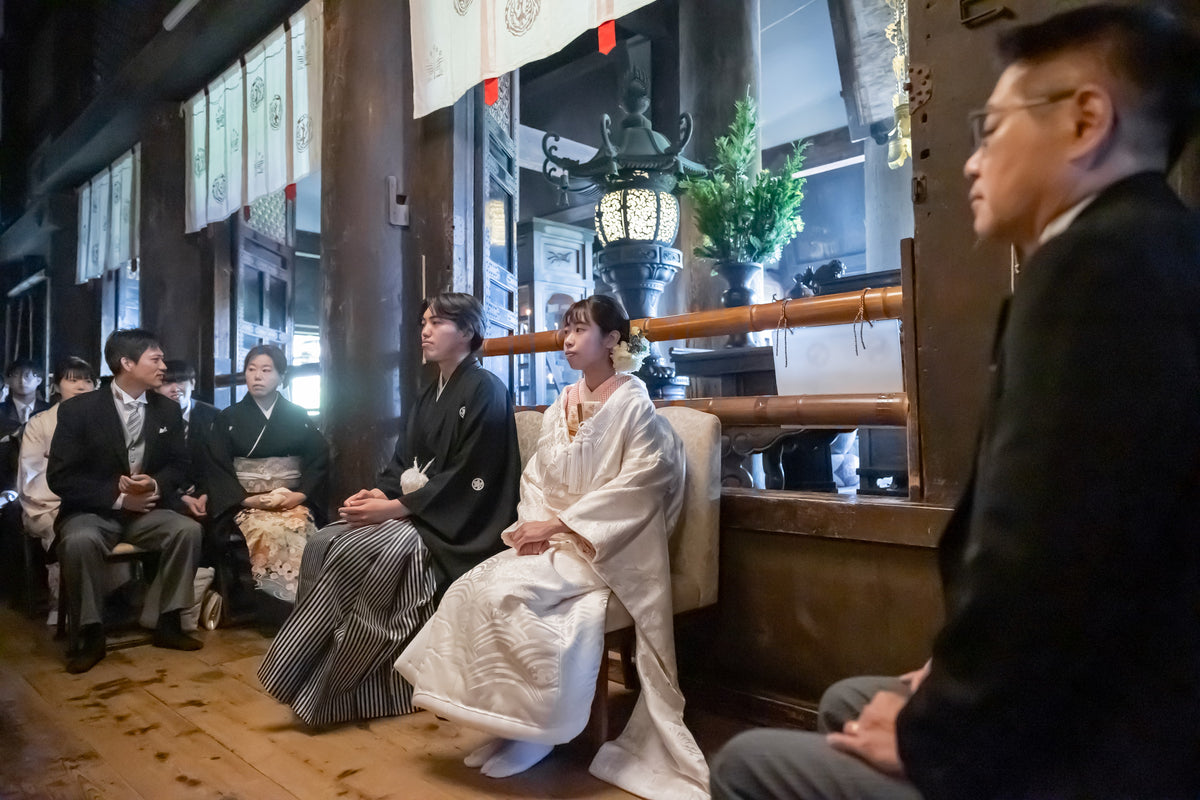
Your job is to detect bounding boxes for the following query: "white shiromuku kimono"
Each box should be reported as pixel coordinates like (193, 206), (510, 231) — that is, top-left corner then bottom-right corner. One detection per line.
(396, 375), (710, 800)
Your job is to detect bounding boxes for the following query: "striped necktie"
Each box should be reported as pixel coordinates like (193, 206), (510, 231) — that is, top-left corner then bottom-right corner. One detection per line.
(125, 400), (144, 472)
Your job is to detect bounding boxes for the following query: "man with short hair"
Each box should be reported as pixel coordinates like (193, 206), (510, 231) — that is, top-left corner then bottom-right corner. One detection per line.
(0, 358), (51, 607)
(711, 6), (1200, 799)
(48, 329), (204, 673)
(155, 359), (217, 519)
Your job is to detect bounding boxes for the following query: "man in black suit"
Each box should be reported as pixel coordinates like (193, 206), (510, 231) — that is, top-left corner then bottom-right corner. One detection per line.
(711, 6), (1200, 800)
(155, 359), (218, 519)
(0, 358), (52, 606)
(48, 329), (204, 673)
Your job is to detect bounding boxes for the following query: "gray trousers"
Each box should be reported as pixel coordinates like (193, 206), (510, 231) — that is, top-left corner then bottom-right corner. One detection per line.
(711, 676), (923, 800)
(58, 509), (202, 628)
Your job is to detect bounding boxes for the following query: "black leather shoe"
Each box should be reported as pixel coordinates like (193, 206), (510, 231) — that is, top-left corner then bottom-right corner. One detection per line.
(65, 624), (106, 674)
(153, 610), (203, 651)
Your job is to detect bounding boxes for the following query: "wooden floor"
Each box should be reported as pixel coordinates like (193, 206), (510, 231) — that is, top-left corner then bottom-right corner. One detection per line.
(0, 607), (748, 799)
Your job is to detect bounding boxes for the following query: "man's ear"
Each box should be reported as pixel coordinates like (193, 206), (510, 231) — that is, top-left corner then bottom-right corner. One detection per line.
(1067, 83), (1117, 165)
(120, 357), (136, 374)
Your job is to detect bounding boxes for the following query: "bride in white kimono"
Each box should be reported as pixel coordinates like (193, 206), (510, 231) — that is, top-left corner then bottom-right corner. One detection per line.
(396, 295), (709, 800)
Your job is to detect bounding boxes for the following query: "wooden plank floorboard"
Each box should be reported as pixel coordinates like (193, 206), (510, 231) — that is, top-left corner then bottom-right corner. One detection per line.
(0, 608), (749, 799)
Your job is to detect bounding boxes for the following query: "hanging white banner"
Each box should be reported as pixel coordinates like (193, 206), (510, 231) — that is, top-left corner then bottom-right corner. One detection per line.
(206, 74), (229, 223)
(109, 150), (134, 269)
(410, 0), (656, 118)
(184, 90), (207, 233)
(223, 65), (245, 216)
(130, 145), (142, 265)
(289, 1), (323, 183)
(76, 182), (92, 284)
(89, 170), (112, 278)
(244, 44), (269, 204)
(263, 26), (290, 195)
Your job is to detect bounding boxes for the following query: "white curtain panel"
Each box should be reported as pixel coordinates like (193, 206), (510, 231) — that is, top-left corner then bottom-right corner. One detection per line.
(289, 0), (323, 183)
(76, 182), (93, 283)
(223, 65), (245, 216)
(244, 43), (269, 204)
(206, 74), (229, 223)
(184, 89), (208, 233)
(263, 25), (290, 197)
(88, 170), (112, 279)
(410, 0), (655, 118)
(130, 145), (142, 265)
(109, 149), (134, 269)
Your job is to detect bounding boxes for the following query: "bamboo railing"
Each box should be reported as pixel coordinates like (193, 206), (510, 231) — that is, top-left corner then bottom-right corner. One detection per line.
(517, 392), (908, 428)
(500, 286), (908, 428)
(480, 286), (903, 357)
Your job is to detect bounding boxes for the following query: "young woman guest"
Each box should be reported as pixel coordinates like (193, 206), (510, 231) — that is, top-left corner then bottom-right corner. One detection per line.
(18, 356), (98, 623)
(205, 345), (329, 610)
(397, 295), (709, 800)
(258, 292), (521, 727)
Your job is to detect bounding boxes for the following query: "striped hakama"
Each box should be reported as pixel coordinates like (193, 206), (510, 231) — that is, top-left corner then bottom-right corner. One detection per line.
(257, 518), (436, 726)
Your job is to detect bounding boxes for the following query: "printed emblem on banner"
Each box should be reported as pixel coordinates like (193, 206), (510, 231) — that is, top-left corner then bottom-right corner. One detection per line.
(212, 174), (227, 204)
(296, 115), (311, 153)
(194, 149), (206, 177)
(459, 406), (466, 418)
(230, 128), (241, 153)
(427, 46), (445, 79)
(269, 95), (283, 130)
(250, 77), (265, 111)
(91, 244), (100, 266)
(254, 151), (265, 175)
(112, 179), (121, 202)
(471, 478), (484, 491)
(454, 0), (474, 15)
(215, 103), (226, 129)
(505, 0), (540, 36)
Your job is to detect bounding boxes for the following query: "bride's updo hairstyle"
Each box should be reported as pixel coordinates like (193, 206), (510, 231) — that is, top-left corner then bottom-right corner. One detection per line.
(561, 295), (630, 345)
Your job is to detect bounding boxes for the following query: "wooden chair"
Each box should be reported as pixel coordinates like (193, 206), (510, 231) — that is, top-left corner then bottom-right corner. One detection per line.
(57, 542), (158, 652)
(513, 405), (722, 745)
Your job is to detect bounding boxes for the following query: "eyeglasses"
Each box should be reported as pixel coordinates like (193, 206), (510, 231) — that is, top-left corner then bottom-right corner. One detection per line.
(968, 88), (1078, 151)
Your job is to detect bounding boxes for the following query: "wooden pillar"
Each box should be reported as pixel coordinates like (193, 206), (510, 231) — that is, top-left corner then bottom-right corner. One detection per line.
(138, 104), (208, 374)
(674, 0), (761, 322)
(321, 0), (421, 502)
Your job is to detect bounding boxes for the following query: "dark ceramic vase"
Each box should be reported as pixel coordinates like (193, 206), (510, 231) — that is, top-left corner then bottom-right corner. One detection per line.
(716, 260), (762, 347)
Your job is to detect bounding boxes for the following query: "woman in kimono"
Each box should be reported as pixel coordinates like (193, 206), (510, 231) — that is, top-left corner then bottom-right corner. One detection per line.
(258, 292), (521, 727)
(206, 345), (329, 610)
(396, 295), (710, 800)
(18, 356), (98, 623)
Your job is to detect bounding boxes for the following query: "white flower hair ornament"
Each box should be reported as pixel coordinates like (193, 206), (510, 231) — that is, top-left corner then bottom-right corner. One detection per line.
(610, 326), (650, 374)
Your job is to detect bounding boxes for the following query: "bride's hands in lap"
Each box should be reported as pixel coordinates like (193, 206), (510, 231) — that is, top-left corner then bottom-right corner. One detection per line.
(508, 518), (569, 556)
(342, 488), (387, 505)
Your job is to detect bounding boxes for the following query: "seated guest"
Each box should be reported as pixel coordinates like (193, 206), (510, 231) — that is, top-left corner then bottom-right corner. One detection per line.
(155, 359), (218, 519)
(204, 345), (328, 609)
(258, 292), (520, 727)
(710, 6), (1200, 800)
(396, 295), (709, 800)
(0, 358), (51, 606)
(0, 358), (50, 435)
(18, 357), (99, 623)
(48, 329), (203, 673)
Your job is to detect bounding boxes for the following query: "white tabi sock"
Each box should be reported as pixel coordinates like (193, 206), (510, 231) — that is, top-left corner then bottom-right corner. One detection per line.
(481, 740), (554, 778)
(463, 737), (506, 768)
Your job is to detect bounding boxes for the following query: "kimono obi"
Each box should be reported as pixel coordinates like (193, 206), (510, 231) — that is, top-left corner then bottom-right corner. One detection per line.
(233, 456), (302, 494)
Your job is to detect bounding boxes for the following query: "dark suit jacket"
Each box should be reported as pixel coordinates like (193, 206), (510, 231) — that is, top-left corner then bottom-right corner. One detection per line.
(185, 399), (218, 495)
(0, 396), (51, 488)
(47, 386), (190, 521)
(896, 173), (1200, 800)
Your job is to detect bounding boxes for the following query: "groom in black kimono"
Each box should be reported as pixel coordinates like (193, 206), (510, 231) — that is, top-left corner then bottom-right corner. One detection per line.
(258, 292), (522, 726)
(48, 329), (204, 673)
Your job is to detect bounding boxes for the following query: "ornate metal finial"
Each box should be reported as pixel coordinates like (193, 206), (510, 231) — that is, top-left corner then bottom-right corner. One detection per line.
(541, 70), (705, 203)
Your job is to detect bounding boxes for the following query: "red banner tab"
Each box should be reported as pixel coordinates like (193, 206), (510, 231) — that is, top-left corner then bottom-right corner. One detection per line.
(484, 77), (499, 105)
(598, 19), (616, 54)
